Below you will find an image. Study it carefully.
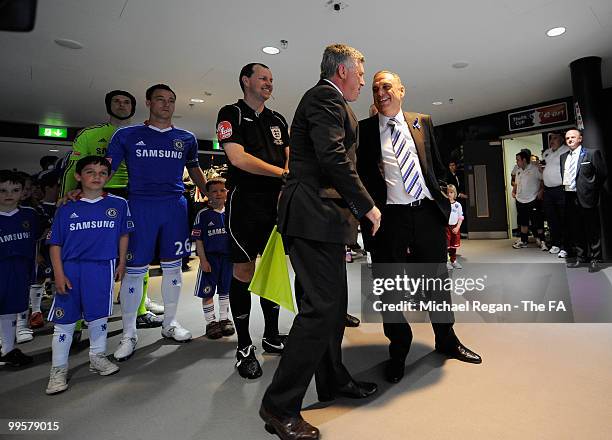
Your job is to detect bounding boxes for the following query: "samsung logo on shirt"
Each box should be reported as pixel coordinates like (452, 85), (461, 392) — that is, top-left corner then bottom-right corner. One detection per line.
(136, 149), (183, 159)
(69, 220), (115, 231)
(208, 228), (226, 236)
(0, 232), (31, 243)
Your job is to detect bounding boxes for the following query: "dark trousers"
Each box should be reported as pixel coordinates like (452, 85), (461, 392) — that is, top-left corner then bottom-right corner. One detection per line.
(564, 192), (602, 261)
(543, 186), (565, 247)
(370, 200), (456, 363)
(262, 237), (351, 418)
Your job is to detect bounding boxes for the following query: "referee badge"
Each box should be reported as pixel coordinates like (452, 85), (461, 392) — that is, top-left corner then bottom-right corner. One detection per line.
(106, 208), (118, 218)
(270, 126), (284, 146)
(173, 139), (184, 151)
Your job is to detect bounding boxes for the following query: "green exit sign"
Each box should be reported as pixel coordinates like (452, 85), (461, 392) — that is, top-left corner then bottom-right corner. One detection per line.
(39, 126), (68, 138)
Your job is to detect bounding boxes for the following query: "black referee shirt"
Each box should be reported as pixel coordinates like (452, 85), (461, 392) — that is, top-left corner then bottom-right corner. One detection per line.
(216, 99), (289, 191)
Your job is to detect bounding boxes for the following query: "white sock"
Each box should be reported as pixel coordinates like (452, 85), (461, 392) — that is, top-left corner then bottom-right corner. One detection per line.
(161, 260), (182, 327)
(120, 266), (147, 338)
(52, 322), (76, 367)
(0, 314), (17, 355)
(88, 318), (108, 356)
(218, 294), (230, 321)
(203, 303), (216, 324)
(30, 284), (44, 313)
(16, 310), (29, 331)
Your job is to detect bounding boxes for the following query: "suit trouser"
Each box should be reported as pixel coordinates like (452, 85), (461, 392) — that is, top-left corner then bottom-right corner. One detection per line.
(262, 237), (351, 418)
(564, 191), (602, 261)
(371, 200), (456, 363)
(543, 186), (565, 247)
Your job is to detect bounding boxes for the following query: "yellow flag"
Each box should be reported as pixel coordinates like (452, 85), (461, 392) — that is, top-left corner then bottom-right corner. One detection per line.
(249, 226), (295, 313)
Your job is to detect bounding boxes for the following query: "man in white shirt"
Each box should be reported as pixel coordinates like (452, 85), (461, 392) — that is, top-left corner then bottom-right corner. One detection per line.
(541, 132), (570, 256)
(512, 150), (545, 249)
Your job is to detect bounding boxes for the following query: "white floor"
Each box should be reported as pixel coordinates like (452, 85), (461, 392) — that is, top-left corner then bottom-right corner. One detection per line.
(1, 239), (611, 440)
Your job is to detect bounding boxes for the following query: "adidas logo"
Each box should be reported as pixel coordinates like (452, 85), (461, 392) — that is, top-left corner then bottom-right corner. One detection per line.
(70, 213), (79, 219)
(136, 141), (146, 146)
(207, 221), (215, 226)
(98, 138), (107, 143)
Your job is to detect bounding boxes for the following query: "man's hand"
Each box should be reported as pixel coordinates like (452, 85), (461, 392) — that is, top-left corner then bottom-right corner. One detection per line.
(200, 258), (212, 273)
(452, 226), (460, 234)
(57, 189), (81, 206)
(458, 192), (468, 199)
(115, 262), (126, 282)
(55, 273), (72, 294)
(365, 206), (382, 236)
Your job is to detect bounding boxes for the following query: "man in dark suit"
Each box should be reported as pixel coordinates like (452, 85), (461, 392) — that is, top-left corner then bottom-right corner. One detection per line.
(260, 44), (381, 440)
(560, 128), (607, 273)
(357, 70), (481, 384)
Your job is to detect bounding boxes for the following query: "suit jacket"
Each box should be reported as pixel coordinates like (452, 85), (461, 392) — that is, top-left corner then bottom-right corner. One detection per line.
(277, 80), (374, 244)
(357, 112), (449, 249)
(560, 146), (607, 209)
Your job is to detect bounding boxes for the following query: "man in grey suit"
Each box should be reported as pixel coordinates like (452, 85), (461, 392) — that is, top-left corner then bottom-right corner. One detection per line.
(260, 44), (381, 440)
(357, 71), (481, 384)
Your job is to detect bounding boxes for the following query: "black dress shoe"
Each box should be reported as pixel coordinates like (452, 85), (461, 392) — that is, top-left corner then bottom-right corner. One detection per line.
(336, 380), (378, 398)
(588, 260), (601, 273)
(345, 313), (360, 327)
(259, 406), (319, 440)
(384, 359), (405, 383)
(436, 341), (482, 364)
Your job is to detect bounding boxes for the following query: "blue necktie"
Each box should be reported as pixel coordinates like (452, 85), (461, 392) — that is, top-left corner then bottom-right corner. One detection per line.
(388, 118), (423, 199)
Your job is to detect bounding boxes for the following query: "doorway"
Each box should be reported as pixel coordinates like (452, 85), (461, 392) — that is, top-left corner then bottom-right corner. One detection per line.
(501, 134), (544, 237)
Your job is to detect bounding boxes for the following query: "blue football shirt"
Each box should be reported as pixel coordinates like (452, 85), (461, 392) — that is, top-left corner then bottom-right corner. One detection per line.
(191, 207), (230, 255)
(0, 206), (40, 260)
(106, 123), (200, 200)
(47, 194), (134, 261)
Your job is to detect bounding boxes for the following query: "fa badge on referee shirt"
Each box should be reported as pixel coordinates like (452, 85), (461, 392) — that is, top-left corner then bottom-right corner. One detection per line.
(270, 126), (284, 145)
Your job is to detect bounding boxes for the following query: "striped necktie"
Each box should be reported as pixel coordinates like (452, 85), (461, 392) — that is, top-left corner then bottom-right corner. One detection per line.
(388, 117), (423, 199)
(563, 150), (578, 190)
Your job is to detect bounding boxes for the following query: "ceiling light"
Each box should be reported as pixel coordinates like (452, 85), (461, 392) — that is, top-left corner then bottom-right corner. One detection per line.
(262, 46), (280, 55)
(190, 98), (204, 103)
(54, 38), (83, 49)
(546, 27), (566, 37)
(452, 62), (469, 69)
(432, 101), (443, 106)
(49, 149), (59, 152)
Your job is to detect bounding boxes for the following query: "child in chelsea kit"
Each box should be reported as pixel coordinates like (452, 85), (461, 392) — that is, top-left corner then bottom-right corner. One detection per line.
(0, 170), (40, 367)
(446, 184), (464, 270)
(192, 178), (234, 339)
(45, 156), (134, 394)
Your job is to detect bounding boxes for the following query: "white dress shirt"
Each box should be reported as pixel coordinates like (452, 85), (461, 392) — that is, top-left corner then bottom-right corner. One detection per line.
(563, 145), (582, 192)
(378, 110), (432, 204)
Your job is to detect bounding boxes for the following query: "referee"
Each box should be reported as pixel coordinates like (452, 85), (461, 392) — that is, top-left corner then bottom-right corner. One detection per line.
(216, 63), (289, 379)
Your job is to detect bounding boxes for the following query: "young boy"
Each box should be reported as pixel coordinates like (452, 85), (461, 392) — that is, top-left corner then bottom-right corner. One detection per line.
(192, 178), (234, 339)
(446, 184), (464, 270)
(45, 156), (133, 394)
(28, 170), (60, 330)
(0, 170), (40, 366)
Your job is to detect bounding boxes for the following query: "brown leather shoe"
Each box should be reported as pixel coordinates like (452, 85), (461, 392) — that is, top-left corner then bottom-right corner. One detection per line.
(259, 405), (319, 440)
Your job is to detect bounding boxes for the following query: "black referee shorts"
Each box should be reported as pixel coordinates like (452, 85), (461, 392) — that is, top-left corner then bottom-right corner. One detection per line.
(226, 186), (279, 263)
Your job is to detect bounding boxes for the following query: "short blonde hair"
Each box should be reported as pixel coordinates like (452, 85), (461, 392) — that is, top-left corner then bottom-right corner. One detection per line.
(320, 44), (364, 79)
(447, 184), (457, 196)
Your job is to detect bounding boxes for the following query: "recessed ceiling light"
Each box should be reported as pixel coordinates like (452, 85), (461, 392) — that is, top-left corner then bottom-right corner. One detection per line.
(262, 46), (280, 55)
(452, 62), (469, 69)
(54, 38), (83, 49)
(190, 98), (204, 103)
(49, 149), (59, 152)
(546, 26), (566, 37)
(432, 101), (443, 106)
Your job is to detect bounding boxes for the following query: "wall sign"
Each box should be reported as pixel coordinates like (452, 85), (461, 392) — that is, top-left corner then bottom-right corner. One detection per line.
(508, 102), (568, 131)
